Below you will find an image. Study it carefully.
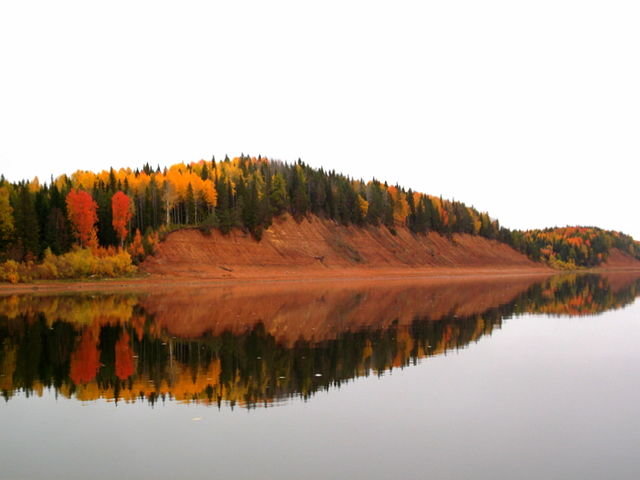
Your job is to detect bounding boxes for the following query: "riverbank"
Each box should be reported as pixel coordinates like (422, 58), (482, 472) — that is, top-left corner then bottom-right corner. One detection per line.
(0, 266), (558, 295)
(7, 265), (640, 296)
(2, 215), (640, 295)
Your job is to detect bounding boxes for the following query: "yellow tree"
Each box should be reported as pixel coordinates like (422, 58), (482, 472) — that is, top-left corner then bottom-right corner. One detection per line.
(0, 186), (14, 248)
(387, 186), (409, 224)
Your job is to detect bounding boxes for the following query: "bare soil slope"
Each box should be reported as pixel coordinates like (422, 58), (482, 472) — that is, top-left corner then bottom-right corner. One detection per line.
(600, 248), (640, 270)
(142, 214), (546, 279)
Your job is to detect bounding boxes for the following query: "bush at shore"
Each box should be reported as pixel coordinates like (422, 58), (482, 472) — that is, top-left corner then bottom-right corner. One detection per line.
(0, 247), (137, 284)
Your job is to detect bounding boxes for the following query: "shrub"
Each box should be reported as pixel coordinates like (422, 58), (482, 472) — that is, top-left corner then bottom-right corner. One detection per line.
(0, 260), (20, 284)
(0, 248), (137, 283)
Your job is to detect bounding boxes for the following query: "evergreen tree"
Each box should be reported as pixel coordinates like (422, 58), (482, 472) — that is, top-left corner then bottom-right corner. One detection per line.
(34, 188), (51, 253)
(12, 184), (40, 260)
(242, 178), (261, 239)
(94, 188), (117, 247)
(290, 165), (309, 220)
(269, 173), (288, 216)
(216, 177), (233, 234)
(45, 207), (71, 254)
(406, 189), (416, 231)
(365, 181), (384, 225)
(0, 185), (14, 255)
(185, 183), (195, 225)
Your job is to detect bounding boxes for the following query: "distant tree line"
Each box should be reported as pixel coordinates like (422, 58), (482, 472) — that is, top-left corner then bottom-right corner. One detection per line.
(502, 226), (640, 268)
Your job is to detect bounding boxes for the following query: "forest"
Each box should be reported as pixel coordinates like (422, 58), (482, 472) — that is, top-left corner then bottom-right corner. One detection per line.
(0, 155), (638, 282)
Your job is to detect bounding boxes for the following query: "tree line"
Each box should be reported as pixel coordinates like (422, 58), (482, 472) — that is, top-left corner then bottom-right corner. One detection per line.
(504, 226), (640, 268)
(0, 155), (638, 271)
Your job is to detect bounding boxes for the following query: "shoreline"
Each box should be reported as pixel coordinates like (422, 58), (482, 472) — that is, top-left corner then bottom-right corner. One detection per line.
(1, 265), (638, 296)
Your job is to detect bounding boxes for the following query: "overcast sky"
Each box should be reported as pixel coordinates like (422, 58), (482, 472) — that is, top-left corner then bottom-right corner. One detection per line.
(1, 1), (638, 239)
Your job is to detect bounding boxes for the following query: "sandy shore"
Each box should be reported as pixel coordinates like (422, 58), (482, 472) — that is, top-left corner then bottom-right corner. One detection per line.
(0, 266), (590, 295)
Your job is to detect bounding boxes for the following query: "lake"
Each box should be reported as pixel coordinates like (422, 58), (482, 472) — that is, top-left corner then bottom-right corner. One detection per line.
(1, 272), (639, 480)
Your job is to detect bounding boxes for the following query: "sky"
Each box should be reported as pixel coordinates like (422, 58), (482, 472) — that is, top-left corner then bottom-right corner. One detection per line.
(1, 1), (638, 239)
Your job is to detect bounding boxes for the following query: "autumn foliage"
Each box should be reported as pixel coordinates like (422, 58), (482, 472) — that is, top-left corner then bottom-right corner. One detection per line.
(0, 247), (136, 283)
(507, 226), (640, 268)
(66, 189), (98, 248)
(111, 191), (132, 246)
(115, 331), (135, 380)
(2, 273), (639, 404)
(69, 329), (101, 384)
(0, 155), (638, 279)
(128, 229), (145, 263)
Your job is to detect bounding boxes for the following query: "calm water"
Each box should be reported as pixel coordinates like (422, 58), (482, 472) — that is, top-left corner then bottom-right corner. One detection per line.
(1, 273), (640, 479)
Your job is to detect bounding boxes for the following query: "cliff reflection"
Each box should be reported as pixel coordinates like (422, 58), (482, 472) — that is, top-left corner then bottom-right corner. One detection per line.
(1, 273), (639, 407)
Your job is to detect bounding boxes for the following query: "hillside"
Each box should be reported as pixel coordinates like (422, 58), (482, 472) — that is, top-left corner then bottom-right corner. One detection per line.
(600, 248), (640, 270)
(1, 155), (639, 284)
(141, 214), (547, 279)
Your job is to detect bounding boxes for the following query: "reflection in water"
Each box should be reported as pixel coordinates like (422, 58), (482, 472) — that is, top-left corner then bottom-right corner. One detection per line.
(1, 273), (639, 407)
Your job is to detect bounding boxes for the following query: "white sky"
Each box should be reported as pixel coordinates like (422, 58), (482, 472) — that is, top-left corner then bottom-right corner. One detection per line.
(1, 1), (638, 239)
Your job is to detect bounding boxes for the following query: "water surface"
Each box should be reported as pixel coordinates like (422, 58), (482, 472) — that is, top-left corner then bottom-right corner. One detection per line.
(1, 273), (639, 479)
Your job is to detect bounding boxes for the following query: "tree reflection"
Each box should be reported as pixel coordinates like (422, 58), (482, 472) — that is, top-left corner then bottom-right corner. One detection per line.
(1, 273), (639, 406)
(69, 329), (100, 384)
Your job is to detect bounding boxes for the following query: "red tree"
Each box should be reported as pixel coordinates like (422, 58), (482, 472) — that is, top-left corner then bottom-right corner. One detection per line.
(111, 191), (132, 247)
(66, 189), (98, 248)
